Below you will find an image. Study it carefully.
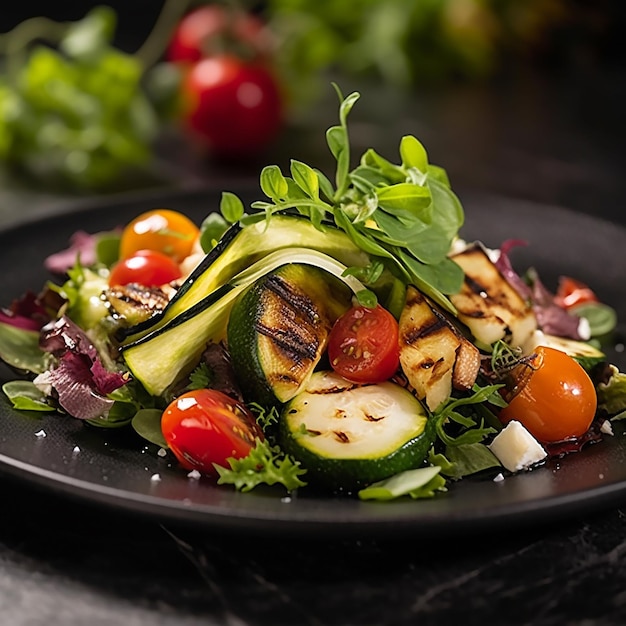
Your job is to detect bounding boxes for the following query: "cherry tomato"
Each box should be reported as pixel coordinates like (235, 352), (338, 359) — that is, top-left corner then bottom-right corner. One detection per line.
(161, 389), (263, 475)
(555, 276), (599, 310)
(181, 54), (283, 156)
(120, 209), (200, 262)
(499, 346), (597, 443)
(108, 250), (182, 287)
(327, 304), (400, 384)
(167, 5), (271, 64)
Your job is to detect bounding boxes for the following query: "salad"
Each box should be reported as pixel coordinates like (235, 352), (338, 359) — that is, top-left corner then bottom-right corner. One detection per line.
(1, 86), (625, 502)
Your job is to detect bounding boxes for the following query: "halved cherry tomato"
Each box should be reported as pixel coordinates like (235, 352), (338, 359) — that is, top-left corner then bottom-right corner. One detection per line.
(181, 54), (283, 156)
(108, 249), (182, 287)
(499, 346), (597, 443)
(555, 276), (599, 310)
(119, 209), (200, 263)
(327, 304), (400, 384)
(161, 389), (263, 475)
(167, 5), (271, 64)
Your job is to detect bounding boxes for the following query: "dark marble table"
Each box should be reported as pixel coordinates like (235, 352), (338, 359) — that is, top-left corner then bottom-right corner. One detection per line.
(1, 63), (626, 625)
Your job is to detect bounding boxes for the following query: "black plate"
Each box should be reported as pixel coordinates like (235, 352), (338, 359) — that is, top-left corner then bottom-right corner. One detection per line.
(0, 187), (624, 537)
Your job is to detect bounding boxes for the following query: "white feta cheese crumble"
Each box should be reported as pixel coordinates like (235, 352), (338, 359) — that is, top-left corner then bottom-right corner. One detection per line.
(449, 237), (469, 256)
(150, 473), (162, 482)
(485, 246), (500, 263)
(32, 371), (53, 396)
(34, 429), (46, 438)
(601, 420), (614, 436)
(488, 420), (547, 473)
(493, 473), (505, 483)
(576, 317), (591, 341)
(187, 469), (201, 480)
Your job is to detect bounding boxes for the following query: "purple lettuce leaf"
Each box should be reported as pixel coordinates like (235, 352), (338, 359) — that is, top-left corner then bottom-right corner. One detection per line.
(0, 291), (51, 331)
(39, 316), (128, 420)
(495, 240), (584, 340)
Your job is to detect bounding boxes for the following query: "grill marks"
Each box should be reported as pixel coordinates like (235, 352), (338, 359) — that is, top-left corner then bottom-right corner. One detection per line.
(255, 274), (327, 364)
(255, 273), (335, 393)
(449, 244), (537, 347)
(398, 285), (481, 411)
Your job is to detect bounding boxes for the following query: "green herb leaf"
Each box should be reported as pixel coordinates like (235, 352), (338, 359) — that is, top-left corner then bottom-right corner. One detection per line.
(376, 182), (432, 218)
(187, 362), (214, 391)
(200, 212), (230, 252)
(260, 164), (289, 201)
(290, 159), (320, 200)
(354, 289), (378, 308)
(220, 191), (245, 224)
(215, 438), (307, 492)
(399, 135), (429, 172)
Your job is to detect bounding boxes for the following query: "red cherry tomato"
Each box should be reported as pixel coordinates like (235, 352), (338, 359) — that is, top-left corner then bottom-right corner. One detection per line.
(108, 250), (182, 287)
(167, 5), (271, 64)
(161, 389), (263, 475)
(120, 209), (200, 262)
(555, 276), (599, 310)
(499, 346), (597, 443)
(181, 54), (283, 156)
(327, 304), (400, 384)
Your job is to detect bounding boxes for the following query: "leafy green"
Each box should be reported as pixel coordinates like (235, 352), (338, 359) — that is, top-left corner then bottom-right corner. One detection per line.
(186, 362), (214, 391)
(94, 231), (121, 267)
(2, 380), (55, 412)
(570, 302), (618, 338)
(215, 438), (307, 492)
(0, 322), (47, 374)
(598, 365), (626, 417)
(358, 465), (446, 501)
(226, 87), (465, 313)
(0, 6), (159, 190)
(433, 383), (503, 447)
(132, 408), (167, 447)
(437, 443), (501, 479)
(48, 262), (109, 330)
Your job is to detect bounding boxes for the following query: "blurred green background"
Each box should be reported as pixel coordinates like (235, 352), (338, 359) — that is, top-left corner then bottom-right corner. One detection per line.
(0, 0), (623, 200)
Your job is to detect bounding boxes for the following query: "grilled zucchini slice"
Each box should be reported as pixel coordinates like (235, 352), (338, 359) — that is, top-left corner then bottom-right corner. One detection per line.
(227, 263), (352, 406)
(279, 371), (434, 491)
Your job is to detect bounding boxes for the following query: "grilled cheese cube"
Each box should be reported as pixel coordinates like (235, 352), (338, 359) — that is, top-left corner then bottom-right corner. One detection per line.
(449, 244), (537, 349)
(399, 286), (481, 411)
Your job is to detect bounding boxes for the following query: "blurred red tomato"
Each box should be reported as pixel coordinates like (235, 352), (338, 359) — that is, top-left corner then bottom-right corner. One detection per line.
(167, 5), (271, 64)
(182, 54), (283, 156)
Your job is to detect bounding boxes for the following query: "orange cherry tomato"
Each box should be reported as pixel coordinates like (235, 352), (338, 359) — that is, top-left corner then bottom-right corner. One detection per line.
(108, 250), (182, 287)
(119, 209), (200, 263)
(327, 304), (400, 384)
(161, 389), (263, 475)
(499, 346), (597, 443)
(555, 276), (599, 310)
